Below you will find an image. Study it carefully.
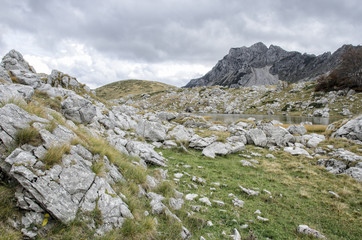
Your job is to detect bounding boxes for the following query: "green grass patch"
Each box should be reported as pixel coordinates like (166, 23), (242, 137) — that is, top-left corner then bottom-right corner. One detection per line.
(158, 147), (362, 240)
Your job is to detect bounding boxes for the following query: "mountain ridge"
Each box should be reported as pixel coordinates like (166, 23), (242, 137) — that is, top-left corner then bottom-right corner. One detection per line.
(184, 42), (359, 88)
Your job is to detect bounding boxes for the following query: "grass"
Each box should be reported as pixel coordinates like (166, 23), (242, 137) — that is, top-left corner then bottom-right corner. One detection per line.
(157, 146), (362, 240)
(195, 129), (230, 142)
(275, 124), (327, 134)
(41, 144), (71, 169)
(95, 79), (177, 100)
(14, 126), (42, 146)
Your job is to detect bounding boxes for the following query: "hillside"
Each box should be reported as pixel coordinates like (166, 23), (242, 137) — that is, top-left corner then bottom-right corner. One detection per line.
(95, 79), (177, 100)
(184, 42), (359, 88)
(0, 50), (361, 240)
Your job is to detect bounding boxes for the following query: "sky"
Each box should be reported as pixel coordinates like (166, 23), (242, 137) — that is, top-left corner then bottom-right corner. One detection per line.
(0, 0), (361, 88)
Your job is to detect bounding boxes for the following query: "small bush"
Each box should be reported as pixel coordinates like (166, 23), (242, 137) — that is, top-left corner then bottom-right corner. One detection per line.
(15, 127), (42, 146)
(42, 144), (71, 169)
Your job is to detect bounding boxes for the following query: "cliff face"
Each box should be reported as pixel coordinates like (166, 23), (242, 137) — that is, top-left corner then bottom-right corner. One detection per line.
(184, 42), (354, 88)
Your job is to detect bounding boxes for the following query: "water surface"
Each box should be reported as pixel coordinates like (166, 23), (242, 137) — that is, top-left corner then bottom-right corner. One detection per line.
(199, 113), (342, 125)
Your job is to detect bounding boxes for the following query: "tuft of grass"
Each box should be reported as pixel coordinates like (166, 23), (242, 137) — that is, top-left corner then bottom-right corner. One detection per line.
(41, 144), (71, 169)
(196, 129), (230, 142)
(155, 181), (175, 198)
(91, 159), (105, 177)
(14, 127), (42, 146)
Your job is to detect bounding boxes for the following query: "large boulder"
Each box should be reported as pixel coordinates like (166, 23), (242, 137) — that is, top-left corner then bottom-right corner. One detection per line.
(287, 125), (307, 135)
(302, 134), (325, 148)
(61, 94), (97, 124)
(0, 104), (48, 147)
(1, 49), (36, 73)
(189, 134), (217, 149)
(168, 125), (194, 142)
(247, 128), (267, 147)
(136, 120), (167, 142)
(126, 141), (167, 167)
(202, 142), (244, 158)
(262, 125), (295, 147)
(332, 115), (362, 141)
(0, 84), (34, 103)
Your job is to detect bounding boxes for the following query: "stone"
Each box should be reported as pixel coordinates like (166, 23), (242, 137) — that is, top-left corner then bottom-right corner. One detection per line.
(317, 159), (346, 174)
(0, 84), (34, 103)
(169, 197), (184, 210)
(0, 104), (48, 147)
(331, 148), (362, 162)
(213, 200), (225, 206)
(284, 147), (310, 157)
(247, 128), (267, 147)
(168, 125), (193, 141)
(181, 226), (192, 239)
(328, 191), (340, 198)
(302, 134), (325, 148)
(199, 197), (212, 206)
(0, 65), (11, 83)
(239, 185), (259, 196)
(10, 70), (42, 88)
(254, 209), (262, 215)
(265, 154), (275, 159)
(297, 225), (326, 239)
(262, 125), (295, 147)
(240, 160), (255, 167)
(126, 141), (167, 167)
(232, 198), (244, 208)
(1, 49), (36, 73)
(189, 134), (217, 149)
(256, 216), (269, 222)
(232, 228), (241, 240)
(344, 167), (362, 182)
(332, 115), (362, 141)
(157, 112), (177, 121)
(287, 125), (307, 135)
(136, 119), (167, 142)
(202, 142), (229, 158)
(185, 194), (198, 201)
(61, 94), (96, 124)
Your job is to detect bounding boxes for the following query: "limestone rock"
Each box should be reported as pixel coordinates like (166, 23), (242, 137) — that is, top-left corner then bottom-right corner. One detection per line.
(297, 225), (326, 239)
(61, 94), (96, 124)
(284, 147), (310, 156)
(247, 128), (267, 147)
(126, 141), (167, 167)
(168, 125), (193, 141)
(332, 115), (362, 141)
(189, 134), (217, 149)
(0, 84), (34, 103)
(136, 119), (167, 142)
(287, 125), (307, 135)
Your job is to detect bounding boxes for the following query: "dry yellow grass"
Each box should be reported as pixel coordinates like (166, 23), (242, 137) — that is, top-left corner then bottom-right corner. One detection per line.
(274, 124), (327, 133)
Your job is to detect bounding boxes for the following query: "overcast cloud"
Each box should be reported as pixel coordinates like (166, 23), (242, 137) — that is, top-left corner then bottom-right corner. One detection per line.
(0, 0), (361, 88)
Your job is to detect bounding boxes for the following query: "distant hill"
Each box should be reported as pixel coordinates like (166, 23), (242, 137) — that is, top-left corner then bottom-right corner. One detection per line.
(184, 42), (359, 88)
(95, 79), (177, 100)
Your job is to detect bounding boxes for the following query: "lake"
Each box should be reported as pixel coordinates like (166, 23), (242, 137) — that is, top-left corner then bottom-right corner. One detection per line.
(199, 113), (342, 125)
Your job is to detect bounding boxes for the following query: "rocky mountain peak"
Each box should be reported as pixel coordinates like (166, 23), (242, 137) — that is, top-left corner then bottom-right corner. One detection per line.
(184, 43), (357, 88)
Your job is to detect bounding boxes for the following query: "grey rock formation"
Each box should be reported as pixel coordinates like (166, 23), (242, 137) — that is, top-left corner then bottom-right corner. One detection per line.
(0, 104), (48, 147)
(136, 119), (167, 142)
(287, 125), (307, 135)
(297, 225), (326, 239)
(1, 49), (36, 73)
(126, 141), (167, 167)
(0, 65), (11, 83)
(0, 84), (34, 103)
(184, 42), (353, 88)
(247, 128), (267, 147)
(61, 94), (97, 124)
(284, 146), (310, 156)
(189, 135), (217, 149)
(332, 115), (362, 141)
(168, 125), (193, 142)
(262, 125), (295, 147)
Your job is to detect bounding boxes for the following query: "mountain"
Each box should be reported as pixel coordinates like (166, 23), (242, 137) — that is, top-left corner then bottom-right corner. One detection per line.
(1, 49), (362, 240)
(184, 42), (357, 88)
(95, 79), (177, 100)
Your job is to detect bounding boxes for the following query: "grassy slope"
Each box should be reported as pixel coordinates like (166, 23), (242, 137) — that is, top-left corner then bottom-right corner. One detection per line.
(157, 144), (362, 240)
(95, 79), (177, 100)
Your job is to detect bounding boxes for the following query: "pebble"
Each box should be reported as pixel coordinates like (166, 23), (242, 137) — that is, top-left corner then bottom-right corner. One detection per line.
(257, 216), (269, 222)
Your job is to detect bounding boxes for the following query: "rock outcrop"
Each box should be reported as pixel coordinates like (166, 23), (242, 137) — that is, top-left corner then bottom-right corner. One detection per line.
(184, 42), (355, 88)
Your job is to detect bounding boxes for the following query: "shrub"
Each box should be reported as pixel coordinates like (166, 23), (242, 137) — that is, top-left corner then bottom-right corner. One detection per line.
(15, 127), (42, 146)
(316, 46), (362, 92)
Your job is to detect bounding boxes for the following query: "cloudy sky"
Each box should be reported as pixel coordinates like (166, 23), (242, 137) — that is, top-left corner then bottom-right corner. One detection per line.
(0, 0), (361, 88)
